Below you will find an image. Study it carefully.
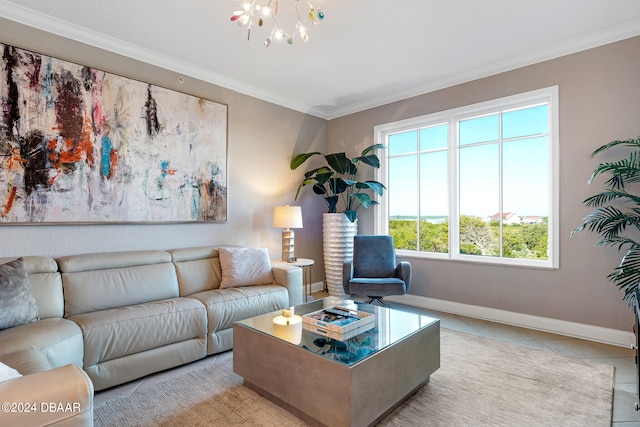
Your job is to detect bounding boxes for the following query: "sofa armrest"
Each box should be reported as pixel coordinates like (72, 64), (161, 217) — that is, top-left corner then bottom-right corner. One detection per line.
(343, 260), (354, 295)
(271, 263), (303, 306)
(396, 261), (412, 292)
(0, 364), (94, 427)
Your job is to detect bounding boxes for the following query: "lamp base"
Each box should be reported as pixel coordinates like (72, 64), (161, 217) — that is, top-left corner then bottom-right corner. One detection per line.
(282, 229), (295, 261)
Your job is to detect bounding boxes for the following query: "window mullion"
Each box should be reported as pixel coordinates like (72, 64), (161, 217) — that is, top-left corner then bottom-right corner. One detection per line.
(498, 113), (504, 258)
(416, 133), (421, 252)
(450, 114), (460, 259)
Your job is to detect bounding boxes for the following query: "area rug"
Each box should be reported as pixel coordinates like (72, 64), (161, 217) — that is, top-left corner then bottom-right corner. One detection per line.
(94, 329), (614, 426)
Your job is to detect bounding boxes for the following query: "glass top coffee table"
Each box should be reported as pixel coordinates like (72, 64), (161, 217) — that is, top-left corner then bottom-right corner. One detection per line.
(233, 299), (440, 426)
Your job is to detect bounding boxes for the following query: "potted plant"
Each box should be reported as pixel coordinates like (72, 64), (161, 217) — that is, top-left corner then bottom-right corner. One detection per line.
(290, 144), (386, 223)
(291, 144), (386, 296)
(573, 135), (640, 303)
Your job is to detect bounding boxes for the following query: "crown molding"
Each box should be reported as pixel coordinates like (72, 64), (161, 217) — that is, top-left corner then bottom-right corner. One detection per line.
(0, 0), (325, 118)
(322, 18), (640, 120)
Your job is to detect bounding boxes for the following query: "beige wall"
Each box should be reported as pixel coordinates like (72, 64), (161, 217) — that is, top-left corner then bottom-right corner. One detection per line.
(0, 18), (328, 281)
(2, 17), (638, 331)
(328, 36), (640, 331)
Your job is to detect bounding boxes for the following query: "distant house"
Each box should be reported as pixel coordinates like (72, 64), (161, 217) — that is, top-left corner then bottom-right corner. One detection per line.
(490, 212), (521, 224)
(522, 215), (543, 224)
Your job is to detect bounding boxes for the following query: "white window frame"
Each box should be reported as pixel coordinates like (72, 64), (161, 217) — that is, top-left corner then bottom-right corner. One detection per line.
(374, 86), (559, 269)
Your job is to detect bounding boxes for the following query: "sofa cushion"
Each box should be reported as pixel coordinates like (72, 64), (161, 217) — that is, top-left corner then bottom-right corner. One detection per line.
(0, 361), (21, 383)
(0, 349), (52, 375)
(69, 297), (207, 368)
(0, 258), (39, 330)
(170, 246), (225, 295)
(62, 262), (180, 316)
(174, 257), (222, 295)
(0, 318), (84, 369)
(219, 247), (274, 289)
(189, 285), (288, 333)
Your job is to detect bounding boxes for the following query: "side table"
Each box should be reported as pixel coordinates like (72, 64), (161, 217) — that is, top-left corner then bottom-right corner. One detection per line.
(272, 258), (315, 302)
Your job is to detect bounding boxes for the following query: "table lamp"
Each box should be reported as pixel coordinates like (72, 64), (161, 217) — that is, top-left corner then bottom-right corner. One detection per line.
(273, 205), (303, 261)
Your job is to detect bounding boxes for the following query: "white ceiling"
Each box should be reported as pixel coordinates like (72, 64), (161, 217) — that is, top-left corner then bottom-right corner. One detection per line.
(2, 0), (640, 119)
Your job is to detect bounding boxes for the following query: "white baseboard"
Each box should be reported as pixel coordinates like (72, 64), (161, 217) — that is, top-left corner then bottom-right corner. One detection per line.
(310, 281), (326, 294)
(384, 294), (635, 348)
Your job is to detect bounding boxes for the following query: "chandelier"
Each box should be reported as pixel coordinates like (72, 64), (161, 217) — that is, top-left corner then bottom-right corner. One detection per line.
(230, 1), (325, 47)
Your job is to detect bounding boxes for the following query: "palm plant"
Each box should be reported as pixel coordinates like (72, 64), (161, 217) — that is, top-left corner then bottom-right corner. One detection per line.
(573, 136), (640, 303)
(291, 144), (386, 222)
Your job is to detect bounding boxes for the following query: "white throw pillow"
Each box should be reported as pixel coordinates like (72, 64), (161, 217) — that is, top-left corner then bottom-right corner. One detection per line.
(0, 361), (22, 383)
(219, 247), (274, 289)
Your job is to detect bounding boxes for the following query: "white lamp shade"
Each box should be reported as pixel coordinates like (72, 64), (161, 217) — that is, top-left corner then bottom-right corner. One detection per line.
(273, 205), (303, 229)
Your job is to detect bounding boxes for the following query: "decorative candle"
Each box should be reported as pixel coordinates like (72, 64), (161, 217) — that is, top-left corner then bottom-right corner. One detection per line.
(272, 306), (303, 345)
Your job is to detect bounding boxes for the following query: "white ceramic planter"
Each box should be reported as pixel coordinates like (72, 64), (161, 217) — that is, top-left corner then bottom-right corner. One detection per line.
(322, 213), (357, 297)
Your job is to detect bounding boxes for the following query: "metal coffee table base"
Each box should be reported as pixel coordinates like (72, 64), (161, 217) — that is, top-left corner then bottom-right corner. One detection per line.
(233, 320), (440, 427)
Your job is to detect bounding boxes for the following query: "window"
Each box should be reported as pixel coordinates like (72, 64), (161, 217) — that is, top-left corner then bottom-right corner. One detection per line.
(375, 87), (559, 268)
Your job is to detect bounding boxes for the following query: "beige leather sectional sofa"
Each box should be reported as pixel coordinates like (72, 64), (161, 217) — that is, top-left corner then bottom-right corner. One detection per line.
(0, 245), (302, 426)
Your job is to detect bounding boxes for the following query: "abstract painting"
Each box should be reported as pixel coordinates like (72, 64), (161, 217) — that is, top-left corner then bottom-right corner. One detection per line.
(0, 43), (227, 223)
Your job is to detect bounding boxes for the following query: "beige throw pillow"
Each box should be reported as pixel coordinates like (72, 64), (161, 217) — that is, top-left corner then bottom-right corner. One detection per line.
(219, 247), (274, 289)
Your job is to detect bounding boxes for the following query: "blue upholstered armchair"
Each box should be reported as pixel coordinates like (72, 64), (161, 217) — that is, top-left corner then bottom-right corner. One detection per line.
(342, 235), (412, 305)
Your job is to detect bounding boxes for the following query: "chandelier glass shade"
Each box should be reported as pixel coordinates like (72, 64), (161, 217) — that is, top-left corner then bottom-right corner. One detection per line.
(230, 1), (325, 47)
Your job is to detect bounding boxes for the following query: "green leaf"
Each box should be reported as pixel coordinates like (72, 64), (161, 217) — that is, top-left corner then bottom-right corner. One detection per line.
(576, 134), (640, 305)
(580, 206), (628, 239)
(610, 245), (640, 303)
(600, 235), (640, 250)
(303, 166), (332, 180)
(345, 161), (357, 175)
(314, 171), (333, 185)
(353, 154), (380, 168)
(325, 152), (351, 174)
(583, 190), (637, 207)
(352, 193), (372, 208)
(312, 183), (327, 195)
(355, 180), (386, 196)
(590, 136), (640, 158)
(589, 151), (640, 189)
(325, 196), (338, 213)
(344, 210), (357, 222)
(294, 178), (316, 200)
(361, 144), (386, 156)
(329, 178), (352, 195)
(291, 152), (321, 170)
(578, 206), (640, 246)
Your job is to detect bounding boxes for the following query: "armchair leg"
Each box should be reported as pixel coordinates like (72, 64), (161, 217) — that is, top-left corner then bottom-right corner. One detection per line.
(365, 296), (391, 307)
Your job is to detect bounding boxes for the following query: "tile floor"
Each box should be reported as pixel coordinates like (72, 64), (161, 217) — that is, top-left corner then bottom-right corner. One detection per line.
(94, 297), (640, 426)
